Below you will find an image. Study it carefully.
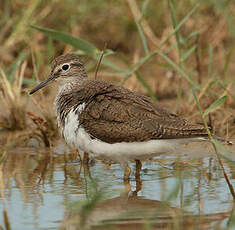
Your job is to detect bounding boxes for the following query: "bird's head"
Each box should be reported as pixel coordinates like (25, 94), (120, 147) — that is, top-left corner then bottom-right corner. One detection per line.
(30, 53), (87, 95)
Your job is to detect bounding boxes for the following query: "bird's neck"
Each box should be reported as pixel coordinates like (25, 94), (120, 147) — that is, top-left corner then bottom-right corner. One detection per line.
(58, 81), (76, 93)
(54, 78), (87, 128)
(58, 74), (87, 91)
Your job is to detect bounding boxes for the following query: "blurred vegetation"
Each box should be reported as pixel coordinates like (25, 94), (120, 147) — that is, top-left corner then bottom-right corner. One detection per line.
(0, 0), (234, 140)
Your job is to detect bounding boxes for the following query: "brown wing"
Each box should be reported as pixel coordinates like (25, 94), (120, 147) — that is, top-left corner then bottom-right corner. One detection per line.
(74, 80), (207, 143)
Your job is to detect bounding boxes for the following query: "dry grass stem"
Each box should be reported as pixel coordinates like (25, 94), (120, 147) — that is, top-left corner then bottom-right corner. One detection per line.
(127, 0), (160, 47)
(94, 42), (107, 80)
(0, 62), (27, 130)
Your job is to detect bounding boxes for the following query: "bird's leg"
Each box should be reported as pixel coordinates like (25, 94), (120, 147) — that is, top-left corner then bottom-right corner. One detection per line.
(123, 164), (131, 182)
(83, 160), (93, 181)
(78, 150), (84, 162)
(83, 152), (89, 163)
(81, 152), (94, 182)
(78, 151), (95, 165)
(135, 160), (142, 194)
(135, 160), (142, 180)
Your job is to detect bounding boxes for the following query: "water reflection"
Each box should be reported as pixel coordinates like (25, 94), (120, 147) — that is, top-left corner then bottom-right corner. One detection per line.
(0, 141), (234, 229)
(60, 182), (230, 230)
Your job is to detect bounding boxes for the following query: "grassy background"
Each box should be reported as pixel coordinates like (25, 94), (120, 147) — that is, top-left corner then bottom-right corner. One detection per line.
(0, 0), (235, 140)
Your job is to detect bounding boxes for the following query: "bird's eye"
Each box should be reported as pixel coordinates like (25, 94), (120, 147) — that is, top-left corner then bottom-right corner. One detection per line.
(62, 64), (70, 71)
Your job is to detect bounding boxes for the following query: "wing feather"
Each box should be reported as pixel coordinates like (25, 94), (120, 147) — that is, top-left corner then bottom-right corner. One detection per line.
(72, 80), (207, 143)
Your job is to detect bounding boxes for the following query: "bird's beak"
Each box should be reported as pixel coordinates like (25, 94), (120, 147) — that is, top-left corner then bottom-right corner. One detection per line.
(29, 74), (55, 95)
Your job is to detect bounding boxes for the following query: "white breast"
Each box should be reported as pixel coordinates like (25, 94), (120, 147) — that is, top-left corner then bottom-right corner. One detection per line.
(62, 105), (207, 163)
(62, 103), (86, 148)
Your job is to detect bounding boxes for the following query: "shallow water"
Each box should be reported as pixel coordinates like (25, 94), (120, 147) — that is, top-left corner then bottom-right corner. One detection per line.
(0, 141), (235, 230)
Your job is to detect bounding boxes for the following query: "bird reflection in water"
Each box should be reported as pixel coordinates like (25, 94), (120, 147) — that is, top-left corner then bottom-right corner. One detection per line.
(61, 160), (229, 230)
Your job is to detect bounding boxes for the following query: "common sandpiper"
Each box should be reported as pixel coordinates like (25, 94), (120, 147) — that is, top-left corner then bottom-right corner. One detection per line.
(30, 53), (227, 180)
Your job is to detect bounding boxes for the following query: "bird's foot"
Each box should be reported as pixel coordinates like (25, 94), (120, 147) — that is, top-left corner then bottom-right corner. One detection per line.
(83, 157), (96, 165)
(83, 152), (95, 165)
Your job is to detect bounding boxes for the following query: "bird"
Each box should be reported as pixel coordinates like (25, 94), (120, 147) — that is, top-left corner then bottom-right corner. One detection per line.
(29, 53), (224, 181)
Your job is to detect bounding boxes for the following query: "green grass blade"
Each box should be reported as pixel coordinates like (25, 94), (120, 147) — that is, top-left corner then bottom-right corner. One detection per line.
(122, 47), (200, 89)
(193, 91), (234, 163)
(122, 4), (199, 84)
(5, 0), (41, 46)
(159, 3), (199, 47)
(6, 52), (30, 83)
(180, 45), (197, 62)
(31, 25), (99, 57)
(135, 72), (158, 102)
(134, 17), (149, 55)
(192, 90), (204, 116)
(165, 179), (180, 201)
(121, 50), (158, 84)
(101, 58), (128, 73)
(221, 47), (233, 79)
(23, 78), (36, 86)
(0, 152), (8, 165)
(103, 49), (115, 57)
(203, 96), (227, 116)
(185, 31), (200, 40)
(31, 26), (127, 73)
(155, 49), (200, 89)
(168, 0), (179, 41)
(212, 139), (234, 161)
(141, 0), (150, 18)
(168, 0), (181, 57)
